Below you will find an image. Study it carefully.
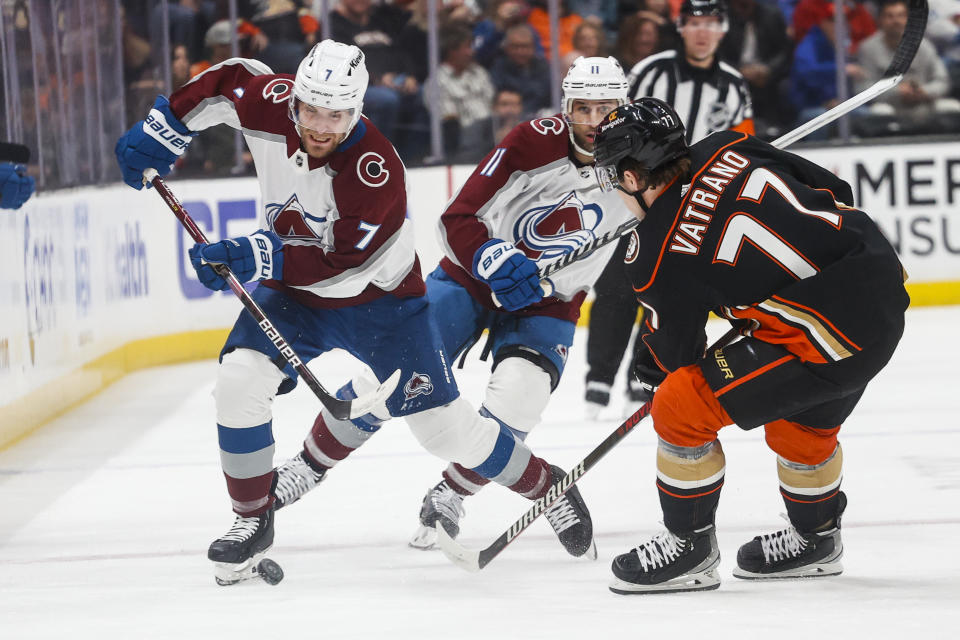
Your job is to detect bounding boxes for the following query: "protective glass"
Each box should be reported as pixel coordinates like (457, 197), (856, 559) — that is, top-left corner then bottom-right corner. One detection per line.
(290, 99), (356, 134)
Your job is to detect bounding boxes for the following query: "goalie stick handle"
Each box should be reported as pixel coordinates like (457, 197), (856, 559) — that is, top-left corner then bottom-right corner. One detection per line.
(532, 0), (929, 282)
(445, 327), (741, 571)
(148, 172), (358, 421)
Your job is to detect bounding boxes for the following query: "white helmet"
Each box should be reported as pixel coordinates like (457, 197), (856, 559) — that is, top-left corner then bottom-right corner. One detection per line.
(561, 56), (629, 158)
(290, 39), (369, 137)
(561, 56), (629, 115)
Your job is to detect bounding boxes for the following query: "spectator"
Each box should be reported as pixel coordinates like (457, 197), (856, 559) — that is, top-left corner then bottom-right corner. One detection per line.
(614, 14), (664, 70)
(792, 0), (876, 51)
(856, 0), (960, 133)
(927, 0), (960, 53)
(190, 20), (235, 78)
(330, 0), (429, 162)
(473, 0), (544, 68)
(570, 0), (620, 35)
(720, 0), (794, 133)
(491, 88), (525, 144)
(788, 4), (864, 137)
(562, 20), (609, 66)
(633, 0), (681, 50)
(428, 25), (496, 161)
(489, 24), (554, 115)
(172, 44), (193, 89)
(528, 0), (584, 59)
(398, 0), (478, 85)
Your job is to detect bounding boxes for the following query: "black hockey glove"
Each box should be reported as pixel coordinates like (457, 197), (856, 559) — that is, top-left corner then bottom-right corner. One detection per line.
(630, 344), (667, 404)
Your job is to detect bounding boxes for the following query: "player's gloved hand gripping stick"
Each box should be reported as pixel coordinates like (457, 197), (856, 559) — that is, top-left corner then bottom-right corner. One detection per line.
(144, 169), (400, 421)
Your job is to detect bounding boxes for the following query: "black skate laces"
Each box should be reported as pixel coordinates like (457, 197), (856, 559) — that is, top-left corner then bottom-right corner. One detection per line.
(220, 515), (262, 542)
(632, 531), (684, 570)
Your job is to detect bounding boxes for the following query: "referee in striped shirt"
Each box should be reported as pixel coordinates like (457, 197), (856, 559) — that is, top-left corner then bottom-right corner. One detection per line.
(584, 0), (755, 418)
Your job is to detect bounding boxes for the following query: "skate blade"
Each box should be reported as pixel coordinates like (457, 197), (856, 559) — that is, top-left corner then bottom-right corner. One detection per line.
(732, 560), (844, 580)
(212, 552), (284, 586)
(408, 525), (438, 550)
(576, 539), (599, 561)
(609, 567), (721, 595)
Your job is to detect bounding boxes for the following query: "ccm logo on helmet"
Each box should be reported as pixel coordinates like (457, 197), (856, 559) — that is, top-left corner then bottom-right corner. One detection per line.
(263, 79), (293, 104)
(357, 152), (390, 187)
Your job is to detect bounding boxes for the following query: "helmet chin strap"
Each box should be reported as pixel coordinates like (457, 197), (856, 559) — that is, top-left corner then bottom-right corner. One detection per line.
(564, 114), (594, 160)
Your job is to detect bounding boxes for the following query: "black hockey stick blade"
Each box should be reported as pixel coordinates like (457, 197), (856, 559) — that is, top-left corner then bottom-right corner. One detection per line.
(436, 327), (740, 571)
(886, 0), (928, 78)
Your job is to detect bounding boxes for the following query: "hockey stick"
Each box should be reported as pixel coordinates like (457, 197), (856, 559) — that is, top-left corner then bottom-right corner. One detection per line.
(533, 0), (928, 284)
(437, 327), (741, 571)
(145, 170), (400, 421)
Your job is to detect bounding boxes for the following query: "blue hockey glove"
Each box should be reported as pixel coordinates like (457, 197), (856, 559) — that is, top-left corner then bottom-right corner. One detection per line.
(115, 95), (194, 190)
(472, 239), (544, 311)
(188, 230), (284, 291)
(0, 163), (35, 209)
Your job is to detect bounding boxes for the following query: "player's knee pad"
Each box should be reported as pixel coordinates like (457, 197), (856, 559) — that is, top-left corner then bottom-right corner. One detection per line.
(405, 397), (500, 467)
(764, 419), (840, 466)
(776, 443), (843, 497)
(214, 349), (286, 428)
(482, 357), (552, 435)
(652, 364), (732, 448)
(656, 438), (726, 490)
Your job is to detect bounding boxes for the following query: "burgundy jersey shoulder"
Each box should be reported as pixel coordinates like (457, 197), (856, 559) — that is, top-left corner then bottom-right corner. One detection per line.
(494, 114), (571, 171)
(235, 73), (297, 137)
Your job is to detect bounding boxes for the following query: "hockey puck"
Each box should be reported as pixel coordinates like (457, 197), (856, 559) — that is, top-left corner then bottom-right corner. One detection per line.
(257, 558), (284, 585)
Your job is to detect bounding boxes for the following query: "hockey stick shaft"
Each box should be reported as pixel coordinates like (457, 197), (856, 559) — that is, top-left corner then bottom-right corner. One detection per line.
(147, 171), (399, 421)
(534, 0), (928, 283)
(437, 327), (741, 571)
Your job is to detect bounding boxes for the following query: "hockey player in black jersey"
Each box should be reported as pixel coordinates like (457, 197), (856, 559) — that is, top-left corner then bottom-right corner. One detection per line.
(591, 98), (908, 594)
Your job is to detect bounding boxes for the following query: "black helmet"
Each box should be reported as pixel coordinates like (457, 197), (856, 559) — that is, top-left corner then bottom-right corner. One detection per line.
(679, 0), (728, 20)
(593, 98), (688, 192)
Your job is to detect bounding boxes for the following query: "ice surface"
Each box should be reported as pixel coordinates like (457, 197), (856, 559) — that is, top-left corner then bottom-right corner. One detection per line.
(1, 308), (958, 639)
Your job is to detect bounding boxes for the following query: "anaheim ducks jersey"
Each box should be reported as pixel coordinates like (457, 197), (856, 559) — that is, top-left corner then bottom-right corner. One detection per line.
(169, 58), (423, 309)
(626, 130), (909, 375)
(438, 115), (632, 322)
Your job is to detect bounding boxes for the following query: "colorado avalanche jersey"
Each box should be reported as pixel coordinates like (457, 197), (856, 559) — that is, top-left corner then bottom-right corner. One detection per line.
(438, 115), (632, 322)
(169, 58), (423, 308)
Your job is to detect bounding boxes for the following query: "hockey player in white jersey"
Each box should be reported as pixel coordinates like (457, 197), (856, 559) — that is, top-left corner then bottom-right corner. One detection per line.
(114, 40), (594, 584)
(400, 56), (634, 552)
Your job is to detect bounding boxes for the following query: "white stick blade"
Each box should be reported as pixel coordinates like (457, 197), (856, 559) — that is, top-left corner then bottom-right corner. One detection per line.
(435, 525), (481, 572)
(348, 368), (401, 419)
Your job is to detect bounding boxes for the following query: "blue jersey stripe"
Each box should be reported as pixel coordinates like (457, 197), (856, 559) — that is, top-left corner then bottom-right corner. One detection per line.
(217, 421), (275, 454)
(470, 426), (516, 478)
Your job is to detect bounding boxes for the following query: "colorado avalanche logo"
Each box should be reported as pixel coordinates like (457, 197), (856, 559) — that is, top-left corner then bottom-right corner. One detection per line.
(265, 194), (327, 245)
(553, 344), (569, 364)
(403, 372), (434, 400)
(513, 191), (602, 261)
(262, 79), (293, 104)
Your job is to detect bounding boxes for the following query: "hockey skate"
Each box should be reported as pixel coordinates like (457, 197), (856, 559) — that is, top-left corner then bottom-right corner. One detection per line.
(733, 492), (846, 579)
(609, 525), (720, 594)
(409, 480), (465, 550)
(273, 452), (327, 510)
(208, 509), (283, 586)
(544, 465), (597, 559)
(584, 382), (610, 420)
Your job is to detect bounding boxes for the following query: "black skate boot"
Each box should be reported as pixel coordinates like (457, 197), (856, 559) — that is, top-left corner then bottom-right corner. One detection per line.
(584, 382), (610, 420)
(734, 492), (846, 579)
(609, 525), (720, 594)
(544, 465), (597, 559)
(409, 480), (466, 550)
(273, 452), (327, 510)
(208, 509), (277, 585)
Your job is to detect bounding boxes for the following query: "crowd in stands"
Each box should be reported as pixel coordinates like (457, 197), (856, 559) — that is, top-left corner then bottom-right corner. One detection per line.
(119, 0), (960, 173)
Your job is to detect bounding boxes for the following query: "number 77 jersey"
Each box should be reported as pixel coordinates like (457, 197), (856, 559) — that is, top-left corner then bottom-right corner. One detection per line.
(626, 130), (910, 374)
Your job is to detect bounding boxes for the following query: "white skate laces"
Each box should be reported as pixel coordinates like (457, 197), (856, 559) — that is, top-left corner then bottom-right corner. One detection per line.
(220, 515), (262, 543)
(758, 523), (809, 562)
(428, 481), (466, 523)
(631, 530), (684, 571)
(545, 496), (581, 535)
(274, 453), (325, 508)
